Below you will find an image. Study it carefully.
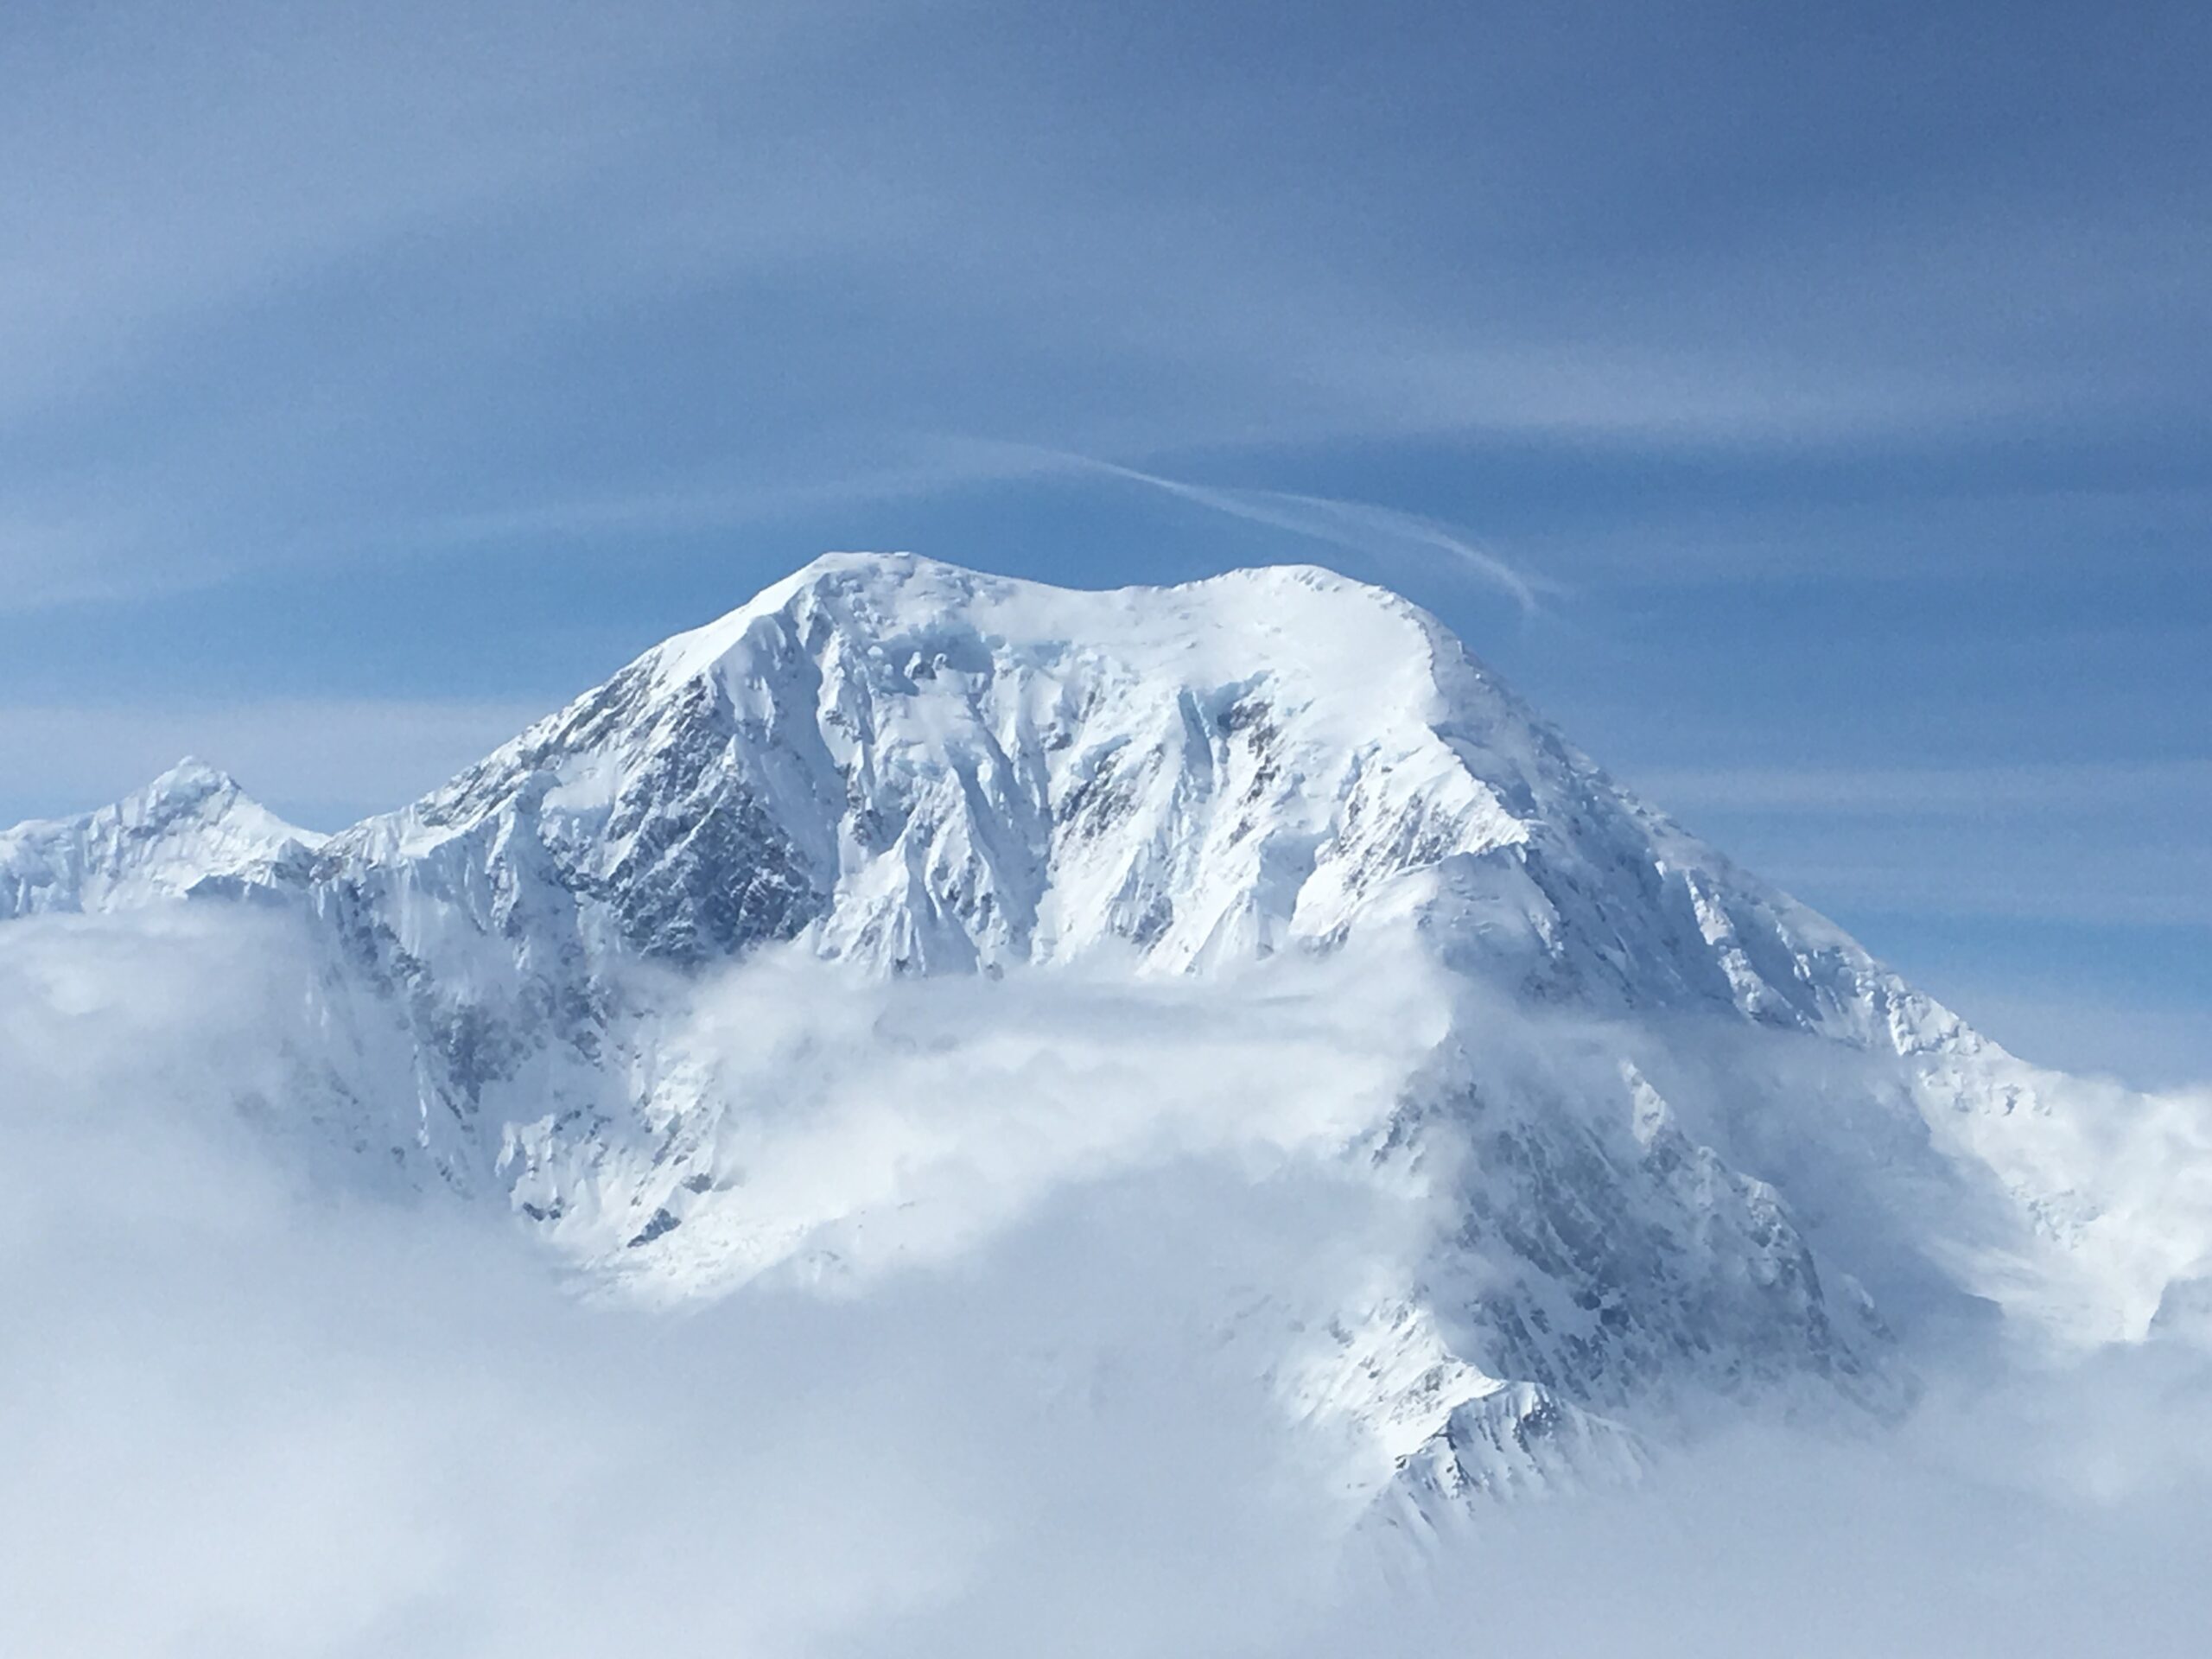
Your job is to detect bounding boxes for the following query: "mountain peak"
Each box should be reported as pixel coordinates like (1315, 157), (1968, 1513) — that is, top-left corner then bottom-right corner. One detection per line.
(10, 550), (2201, 1528)
(638, 553), (1475, 741)
(137, 755), (241, 810)
(0, 761), (321, 920)
(336, 555), (1904, 1038)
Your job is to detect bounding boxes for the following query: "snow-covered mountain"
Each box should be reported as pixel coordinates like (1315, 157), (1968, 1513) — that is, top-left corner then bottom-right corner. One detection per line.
(9, 554), (2207, 1520)
(0, 758), (322, 919)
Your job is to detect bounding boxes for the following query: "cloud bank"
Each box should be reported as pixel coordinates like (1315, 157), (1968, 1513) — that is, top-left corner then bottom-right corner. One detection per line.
(3, 907), (2210, 1656)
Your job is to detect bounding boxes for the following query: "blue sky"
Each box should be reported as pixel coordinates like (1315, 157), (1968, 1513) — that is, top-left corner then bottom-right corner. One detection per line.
(2, 0), (2205, 1084)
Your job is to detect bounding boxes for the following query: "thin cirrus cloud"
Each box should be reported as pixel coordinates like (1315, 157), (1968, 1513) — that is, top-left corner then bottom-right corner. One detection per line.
(365, 437), (1547, 611)
(918, 439), (1548, 610)
(9, 0), (2205, 618)
(1630, 760), (2212, 938)
(1637, 760), (2212, 817)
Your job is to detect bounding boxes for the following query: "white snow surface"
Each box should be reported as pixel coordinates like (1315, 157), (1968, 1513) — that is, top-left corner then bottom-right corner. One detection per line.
(0, 758), (322, 918)
(8, 553), (2209, 1524)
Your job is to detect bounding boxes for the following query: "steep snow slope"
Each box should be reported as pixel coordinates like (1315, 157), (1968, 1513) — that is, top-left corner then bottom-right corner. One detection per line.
(0, 760), (321, 919)
(310, 555), (1923, 1005)
(8, 554), (2206, 1517)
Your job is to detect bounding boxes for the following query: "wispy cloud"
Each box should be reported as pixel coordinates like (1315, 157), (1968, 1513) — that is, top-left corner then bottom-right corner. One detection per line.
(1637, 760), (2212, 817)
(1748, 850), (2212, 931)
(937, 440), (1548, 609)
(391, 443), (1076, 552)
(375, 435), (1551, 613)
(1620, 760), (2212, 963)
(15, 0), (2196, 617)
(7, 906), (2212, 1654)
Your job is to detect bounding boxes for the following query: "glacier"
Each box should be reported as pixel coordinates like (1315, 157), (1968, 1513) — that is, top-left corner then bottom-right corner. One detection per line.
(5, 551), (2207, 1524)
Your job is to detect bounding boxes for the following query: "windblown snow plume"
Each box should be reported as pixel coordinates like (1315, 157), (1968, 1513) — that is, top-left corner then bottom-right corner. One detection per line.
(3, 554), (2209, 1654)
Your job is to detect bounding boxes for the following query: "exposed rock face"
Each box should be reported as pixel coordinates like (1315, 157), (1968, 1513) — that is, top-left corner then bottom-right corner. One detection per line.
(10, 554), (2206, 1521)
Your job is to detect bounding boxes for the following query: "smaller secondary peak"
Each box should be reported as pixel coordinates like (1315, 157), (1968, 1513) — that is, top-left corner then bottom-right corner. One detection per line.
(126, 758), (260, 826)
(0, 758), (322, 921)
(143, 756), (239, 800)
(119, 760), (323, 849)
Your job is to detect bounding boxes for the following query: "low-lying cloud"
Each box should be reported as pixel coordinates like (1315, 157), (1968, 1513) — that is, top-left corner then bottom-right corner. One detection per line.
(3, 907), (2210, 1656)
(591, 946), (1449, 1296)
